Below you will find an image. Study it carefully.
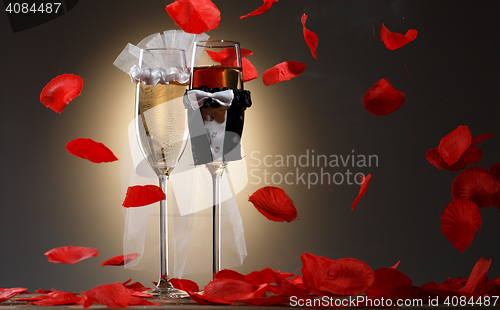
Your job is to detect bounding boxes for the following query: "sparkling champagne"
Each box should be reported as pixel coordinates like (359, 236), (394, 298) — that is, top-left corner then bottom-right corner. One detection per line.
(136, 82), (188, 175)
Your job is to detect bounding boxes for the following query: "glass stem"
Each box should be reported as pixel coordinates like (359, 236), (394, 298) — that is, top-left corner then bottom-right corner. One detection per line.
(211, 169), (223, 279)
(158, 174), (171, 288)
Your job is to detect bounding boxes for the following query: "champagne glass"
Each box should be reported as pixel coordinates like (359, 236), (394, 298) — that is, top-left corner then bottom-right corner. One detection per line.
(134, 48), (190, 298)
(187, 40), (249, 278)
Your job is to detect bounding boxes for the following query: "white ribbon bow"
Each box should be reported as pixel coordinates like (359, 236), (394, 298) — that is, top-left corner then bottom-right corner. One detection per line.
(186, 89), (234, 110)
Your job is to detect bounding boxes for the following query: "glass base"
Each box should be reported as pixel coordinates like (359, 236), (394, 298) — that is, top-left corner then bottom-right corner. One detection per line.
(146, 279), (190, 299)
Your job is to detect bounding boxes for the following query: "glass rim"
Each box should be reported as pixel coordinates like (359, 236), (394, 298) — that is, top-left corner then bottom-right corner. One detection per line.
(142, 47), (186, 53)
(195, 40), (240, 48)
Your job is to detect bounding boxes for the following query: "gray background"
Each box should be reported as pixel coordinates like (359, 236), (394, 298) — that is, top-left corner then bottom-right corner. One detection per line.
(1, 0), (499, 292)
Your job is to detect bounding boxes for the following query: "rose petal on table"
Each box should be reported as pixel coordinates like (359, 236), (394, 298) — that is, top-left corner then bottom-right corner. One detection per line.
(363, 78), (405, 116)
(441, 199), (481, 253)
(351, 174), (371, 210)
(301, 14), (318, 59)
(66, 138), (118, 163)
(215, 269), (246, 281)
(0, 288), (27, 303)
(122, 185), (166, 208)
(248, 186), (298, 222)
(460, 257), (492, 293)
(240, 0), (279, 19)
(35, 288), (53, 294)
(379, 24), (417, 50)
(451, 167), (500, 208)
(170, 278), (200, 292)
(40, 74), (83, 113)
(262, 61), (306, 86)
(82, 283), (131, 309)
(438, 125), (472, 166)
(44, 246), (99, 264)
(165, 0), (220, 34)
(301, 252), (374, 296)
(203, 279), (267, 302)
(365, 268), (412, 299)
(32, 291), (82, 306)
(101, 253), (140, 266)
(489, 163), (500, 183)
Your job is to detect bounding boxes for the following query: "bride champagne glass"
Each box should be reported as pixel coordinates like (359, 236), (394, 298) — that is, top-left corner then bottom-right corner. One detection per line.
(134, 48), (190, 298)
(186, 40), (250, 278)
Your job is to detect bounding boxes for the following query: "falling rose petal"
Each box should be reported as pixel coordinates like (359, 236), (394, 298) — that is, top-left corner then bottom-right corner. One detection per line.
(40, 74), (83, 113)
(122, 185), (166, 208)
(243, 58), (258, 82)
(440, 199), (481, 253)
(351, 174), (371, 210)
(248, 186), (298, 222)
(44, 246), (99, 264)
(460, 257), (492, 293)
(301, 14), (319, 59)
(438, 125), (472, 166)
(101, 253), (140, 266)
(451, 167), (500, 208)
(301, 252), (374, 296)
(426, 148), (466, 171)
(240, 0), (279, 19)
(165, 0), (220, 34)
(170, 278), (200, 292)
(363, 78), (405, 116)
(365, 268), (412, 299)
(379, 24), (418, 51)
(66, 138), (118, 163)
(390, 260), (401, 269)
(82, 283), (131, 309)
(32, 291), (83, 306)
(471, 133), (495, 145)
(206, 48), (253, 65)
(262, 61), (306, 86)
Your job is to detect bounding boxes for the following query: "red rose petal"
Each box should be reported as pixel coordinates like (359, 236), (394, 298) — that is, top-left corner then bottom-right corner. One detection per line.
(40, 74), (83, 113)
(460, 257), (492, 293)
(438, 126), (472, 166)
(301, 14), (319, 59)
(248, 186), (298, 222)
(379, 24), (418, 51)
(472, 133), (495, 144)
(170, 278), (200, 293)
(390, 260), (401, 269)
(245, 268), (277, 286)
(365, 268), (412, 299)
(426, 148), (466, 171)
(440, 199), (481, 253)
(122, 280), (150, 292)
(242, 58), (258, 83)
(101, 253), (140, 266)
(262, 61), (306, 86)
(0, 288), (26, 303)
(489, 163), (500, 182)
(82, 283), (131, 309)
(363, 78), (405, 116)
(44, 246), (99, 264)
(165, 0), (220, 34)
(451, 167), (500, 208)
(32, 291), (82, 306)
(202, 279), (267, 302)
(122, 185), (166, 208)
(301, 253), (374, 296)
(66, 138), (118, 163)
(460, 145), (483, 166)
(351, 174), (371, 210)
(240, 0), (279, 19)
(215, 269), (246, 281)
